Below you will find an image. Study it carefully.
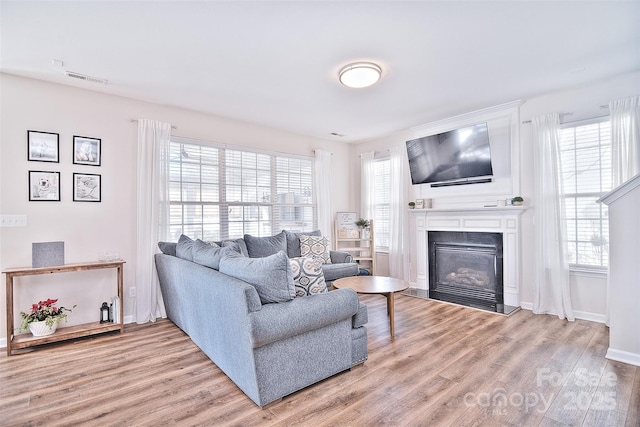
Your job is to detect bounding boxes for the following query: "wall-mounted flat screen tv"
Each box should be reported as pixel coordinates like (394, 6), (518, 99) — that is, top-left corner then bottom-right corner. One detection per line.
(406, 122), (493, 186)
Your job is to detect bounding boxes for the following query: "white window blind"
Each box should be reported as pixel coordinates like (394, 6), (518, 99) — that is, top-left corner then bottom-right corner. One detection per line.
(374, 158), (390, 250)
(169, 140), (316, 241)
(559, 118), (611, 269)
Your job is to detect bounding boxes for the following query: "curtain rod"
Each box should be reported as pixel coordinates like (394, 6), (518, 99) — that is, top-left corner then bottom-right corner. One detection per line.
(521, 105), (608, 124)
(130, 119), (177, 129)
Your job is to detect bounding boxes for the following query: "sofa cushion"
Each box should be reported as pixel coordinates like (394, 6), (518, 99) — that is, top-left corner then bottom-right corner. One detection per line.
(244, 231), (287, 258)
(321, 262), (359, 282)
(176, 234), (195, 261)
(192, 239), (227, 270)
(216, 238), (249, 257)
(299, 235), (332, 264)
(289, 257), (328, 297)
(283, 229), (322, 258)
(219, 250), (295, 304)
(157, 241), (177, 257)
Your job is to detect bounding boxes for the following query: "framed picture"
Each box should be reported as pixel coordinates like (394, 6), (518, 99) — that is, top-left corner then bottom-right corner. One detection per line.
(336, 212), (359, 239)
(73, 173), (101, 202)
(27, 130), (59, 163)
(29, 171), (61, 201)
(73, 135), (101, 166)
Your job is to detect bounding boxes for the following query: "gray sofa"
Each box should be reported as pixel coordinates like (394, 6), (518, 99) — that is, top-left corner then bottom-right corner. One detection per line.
(154, 235), (368, 407)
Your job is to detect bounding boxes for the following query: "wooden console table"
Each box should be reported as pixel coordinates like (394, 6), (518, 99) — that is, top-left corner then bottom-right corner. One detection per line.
(4, 260), (125, 356)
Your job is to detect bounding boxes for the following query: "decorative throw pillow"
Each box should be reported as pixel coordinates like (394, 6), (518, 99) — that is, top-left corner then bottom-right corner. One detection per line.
(157, 241), (177, 257)
(216, 238), (249, 257)
(191, 239), (226, 270)
(244, 231), (287, 258)
(289, 257), (328, 297)
(299, 235), (332, 265)
(176, 234), (195, 261)
(283, 229), (322, 258)
(219, 250), (295, 304)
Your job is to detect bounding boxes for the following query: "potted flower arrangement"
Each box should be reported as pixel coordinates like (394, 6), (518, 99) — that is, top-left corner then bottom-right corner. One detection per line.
(355, 218), (371, 239)
(408, 202), (416, 209)
(512, 196), (524, 206)
(19, 298), (75, 337)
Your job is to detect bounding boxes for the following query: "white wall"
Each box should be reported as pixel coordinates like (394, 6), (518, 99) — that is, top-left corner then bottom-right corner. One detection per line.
(0, 73), (352, 344)
(355, 71), (640, 321)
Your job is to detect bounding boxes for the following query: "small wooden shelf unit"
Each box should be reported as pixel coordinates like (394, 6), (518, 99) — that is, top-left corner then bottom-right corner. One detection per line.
(335, 220), (376, 275)
(4, 260), (125, 356)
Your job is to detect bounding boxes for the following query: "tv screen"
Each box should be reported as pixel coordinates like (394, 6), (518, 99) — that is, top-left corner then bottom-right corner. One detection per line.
(406, 122), (493, 185)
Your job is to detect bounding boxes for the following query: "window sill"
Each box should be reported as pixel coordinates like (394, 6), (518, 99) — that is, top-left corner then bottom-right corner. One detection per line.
(570, 267), (607, 278)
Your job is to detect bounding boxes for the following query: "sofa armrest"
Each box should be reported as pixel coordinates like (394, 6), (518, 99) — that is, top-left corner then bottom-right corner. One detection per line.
(330, 250), (353, 264)
(249, 288), (360, 348)
(353, 302), (368, 328)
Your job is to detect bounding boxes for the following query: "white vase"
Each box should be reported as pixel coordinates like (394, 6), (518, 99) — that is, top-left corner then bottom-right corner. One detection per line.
(360, 229), (370, 239)
(28, 320), (58, 337)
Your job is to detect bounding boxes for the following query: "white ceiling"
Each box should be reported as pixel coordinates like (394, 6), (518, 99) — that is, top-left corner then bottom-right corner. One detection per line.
(2, 1), (639, 143)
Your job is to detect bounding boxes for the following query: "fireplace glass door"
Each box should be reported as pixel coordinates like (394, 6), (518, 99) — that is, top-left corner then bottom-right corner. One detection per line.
(434, 243), (496, 296)
(428, 231), (503, 308)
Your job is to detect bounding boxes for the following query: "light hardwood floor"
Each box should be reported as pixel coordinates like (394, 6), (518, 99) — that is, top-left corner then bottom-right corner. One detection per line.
(1, 294), (638, 426)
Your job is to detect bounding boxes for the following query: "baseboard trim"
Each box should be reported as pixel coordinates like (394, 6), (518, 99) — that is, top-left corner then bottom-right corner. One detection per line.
(573, 310), (607, 324)
(518, 302), (606, 324)
(606, 348), (640, 367)
(520, 302), (533, 311)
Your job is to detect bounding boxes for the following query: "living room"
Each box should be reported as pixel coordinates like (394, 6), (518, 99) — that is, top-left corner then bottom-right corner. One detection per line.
(1, 1), (639, 425)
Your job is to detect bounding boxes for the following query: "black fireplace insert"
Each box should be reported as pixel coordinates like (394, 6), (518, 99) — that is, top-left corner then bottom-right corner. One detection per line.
(428, 231), (505, 312)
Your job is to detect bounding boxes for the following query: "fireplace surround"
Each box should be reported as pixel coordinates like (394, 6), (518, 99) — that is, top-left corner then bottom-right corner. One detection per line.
(410, 206), (524, 314)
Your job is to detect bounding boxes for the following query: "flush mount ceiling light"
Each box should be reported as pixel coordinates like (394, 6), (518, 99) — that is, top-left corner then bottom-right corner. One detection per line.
(338, 62), (382, 88)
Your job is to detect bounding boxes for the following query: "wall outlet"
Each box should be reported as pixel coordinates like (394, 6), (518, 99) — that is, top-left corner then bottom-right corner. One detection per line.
(129, 287), (136, 298)
(1, 214), (27, 227)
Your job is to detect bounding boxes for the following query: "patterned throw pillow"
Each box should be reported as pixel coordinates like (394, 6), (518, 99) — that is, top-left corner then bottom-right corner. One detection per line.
(289, 257), (328, 297)
(299, 235), (332, 265)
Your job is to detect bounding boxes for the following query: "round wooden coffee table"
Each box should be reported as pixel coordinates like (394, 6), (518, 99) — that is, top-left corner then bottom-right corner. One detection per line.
(332, 276), (409, 339)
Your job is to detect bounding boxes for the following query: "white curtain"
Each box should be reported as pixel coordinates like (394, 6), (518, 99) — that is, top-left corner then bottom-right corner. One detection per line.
(314, 149), (332, 239)
(610, 95), (640, 187)
(532, 113), (574, 321)
(359, 151), (376, 259)
(388, 144), (410, 280)
(135, 119), (171, 324)
(360, 151), (376, 222)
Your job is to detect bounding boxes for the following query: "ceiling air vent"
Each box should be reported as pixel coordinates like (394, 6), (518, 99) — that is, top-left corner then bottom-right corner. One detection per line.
(65, 71), (108, 85)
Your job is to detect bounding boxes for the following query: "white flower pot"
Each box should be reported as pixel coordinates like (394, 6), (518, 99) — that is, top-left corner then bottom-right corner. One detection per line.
(28, 320), (58, 337)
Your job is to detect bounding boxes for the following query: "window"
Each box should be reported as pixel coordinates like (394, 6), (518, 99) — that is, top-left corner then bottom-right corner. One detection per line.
(373, 158), (390, 250)
(559, 118), (611, 269)
(169, 140), (315, 241)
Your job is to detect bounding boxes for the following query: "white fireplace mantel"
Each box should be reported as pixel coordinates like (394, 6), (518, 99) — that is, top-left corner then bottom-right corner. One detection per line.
(410, 206), (526, 307)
